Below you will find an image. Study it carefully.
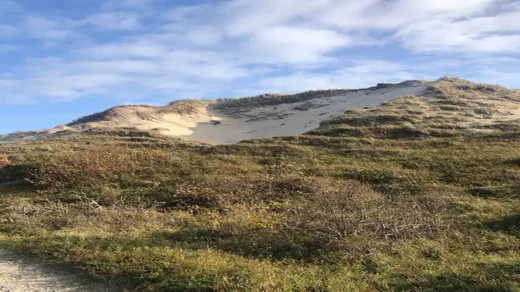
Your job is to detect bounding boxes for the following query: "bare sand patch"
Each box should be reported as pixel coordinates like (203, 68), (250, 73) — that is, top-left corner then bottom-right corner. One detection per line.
(0, 250), (114, 292)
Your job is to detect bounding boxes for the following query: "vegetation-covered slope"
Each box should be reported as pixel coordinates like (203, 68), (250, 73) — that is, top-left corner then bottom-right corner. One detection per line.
(0, 78), (519, 291)
(212, 80), (426, 113)
(312, 77), (520, 138)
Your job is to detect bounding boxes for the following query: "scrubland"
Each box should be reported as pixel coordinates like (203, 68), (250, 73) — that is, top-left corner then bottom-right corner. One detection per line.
(0, 78), (519, 291)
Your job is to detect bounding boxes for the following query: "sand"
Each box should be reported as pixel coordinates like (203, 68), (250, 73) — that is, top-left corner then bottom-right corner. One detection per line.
(71, 82), (429, 144)
(0, 250), (113, 292)
(187, 83), (429, 144)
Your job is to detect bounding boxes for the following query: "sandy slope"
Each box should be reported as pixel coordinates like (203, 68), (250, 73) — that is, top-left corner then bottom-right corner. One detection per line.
(187, 83), (429, 143)
(0, 250), (113, 292)
(67, 82), (429, 144)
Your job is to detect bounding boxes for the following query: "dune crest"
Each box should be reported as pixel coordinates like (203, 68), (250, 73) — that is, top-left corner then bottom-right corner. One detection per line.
(67, 81), (430, 144)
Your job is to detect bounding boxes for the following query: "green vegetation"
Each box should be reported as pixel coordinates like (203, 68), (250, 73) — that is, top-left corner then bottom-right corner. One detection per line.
(312, 77), (520, 139)
(1, 79), (520, 291)
(167, 99), (216, 107)
(212, 80), (428, 114)
(213, 89), (353, 113)
(0, 130), (49, 142)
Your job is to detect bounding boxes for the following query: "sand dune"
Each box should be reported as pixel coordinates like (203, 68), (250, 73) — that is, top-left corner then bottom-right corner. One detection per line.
(67, 81), (429, 144)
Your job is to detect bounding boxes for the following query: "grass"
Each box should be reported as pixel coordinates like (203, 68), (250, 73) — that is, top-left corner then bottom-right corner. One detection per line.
(212, 80), (433, 113)
(311, 78), (520, 139)
(167, 99), (216, 107)
(1, 78), (520, 291)
(69, 99), (213, 126)
(213, 89), (353, 113)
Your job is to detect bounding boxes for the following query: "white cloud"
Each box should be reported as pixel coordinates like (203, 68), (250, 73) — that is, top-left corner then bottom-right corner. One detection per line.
(101, 0), (155, 11)
(220, 0), (334, 36)
(0, 24), (16, 37)
(395, 8), (520, 52)
(180, 26), (223, 46)
(2, 0), (520, 105)
(244, 26), (350, 65)
(29, 74), (129, 97)
(469, 70), (520, 89)
(24, 16), (73, 40)
(393, 0), (495, 17)
(24, 59), (160, 76)
(0, 0), (21, 13)
(78, 41), (168, 58)
(257, 60), (417, 92)
(0, 79), (18, 88)
(75, 60), (159, 74)
(159, 49), (248, 80)
(316, 0), (495, 30)
(79, 12), (142, 30)
(0, 44), (18, 52)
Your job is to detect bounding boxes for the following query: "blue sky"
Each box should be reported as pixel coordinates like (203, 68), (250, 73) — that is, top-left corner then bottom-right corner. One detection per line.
(1, 0), (520, 133)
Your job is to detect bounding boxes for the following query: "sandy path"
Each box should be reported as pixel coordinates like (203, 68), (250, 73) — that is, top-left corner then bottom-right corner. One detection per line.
(0, 250), (115, 292)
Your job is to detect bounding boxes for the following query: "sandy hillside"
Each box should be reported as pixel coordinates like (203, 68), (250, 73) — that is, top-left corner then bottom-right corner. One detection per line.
(66, 81), (430, 144)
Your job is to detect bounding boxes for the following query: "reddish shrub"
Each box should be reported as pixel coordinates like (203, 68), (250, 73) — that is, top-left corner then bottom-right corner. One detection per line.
(0, 155), (10, 167)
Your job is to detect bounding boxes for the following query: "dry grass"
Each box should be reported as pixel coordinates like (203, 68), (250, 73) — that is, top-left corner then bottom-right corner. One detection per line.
(293, 178), (446, 242)
(1, 78), (520, 291)
(0, 155), (9, 167)
(312, 78), (520, 139)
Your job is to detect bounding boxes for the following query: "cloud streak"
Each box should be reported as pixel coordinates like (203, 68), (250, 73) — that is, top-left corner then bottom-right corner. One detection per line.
(0, 0), (519, 105)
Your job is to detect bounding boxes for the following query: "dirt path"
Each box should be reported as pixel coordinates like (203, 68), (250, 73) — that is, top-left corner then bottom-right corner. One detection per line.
(0, 250), (115, 292)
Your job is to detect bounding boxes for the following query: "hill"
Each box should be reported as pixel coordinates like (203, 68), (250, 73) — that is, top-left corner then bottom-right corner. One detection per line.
(0, 77), (520, 291)
(2, 80), (429, 144)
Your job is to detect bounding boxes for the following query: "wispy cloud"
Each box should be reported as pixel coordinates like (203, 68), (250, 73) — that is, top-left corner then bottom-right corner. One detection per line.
(101, 0), (156, 11)
(0, 44), (18, 52)
(23, 16), (74, 40)
(0, 0), (519, 106)
(78, 12), (142, 30)
(0, 0), (21, 13)
(0, 23), (16, 38)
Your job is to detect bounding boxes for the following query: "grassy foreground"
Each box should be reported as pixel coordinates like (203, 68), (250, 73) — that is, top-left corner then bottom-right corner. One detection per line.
(1, 79), (520, 291)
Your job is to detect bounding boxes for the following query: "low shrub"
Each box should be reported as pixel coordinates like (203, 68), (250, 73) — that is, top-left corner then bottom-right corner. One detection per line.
(290, 178), (446, 244)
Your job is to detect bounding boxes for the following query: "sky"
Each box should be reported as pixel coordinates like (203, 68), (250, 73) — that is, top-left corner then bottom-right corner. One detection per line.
(1, 0), (520, 133)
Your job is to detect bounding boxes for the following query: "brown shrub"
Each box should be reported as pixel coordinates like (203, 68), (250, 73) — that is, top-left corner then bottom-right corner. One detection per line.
(0, 155), (10, 167)
(25, 146), (172, 193)
(291, 178), (446, 243)
(171, 173), (310, 210)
